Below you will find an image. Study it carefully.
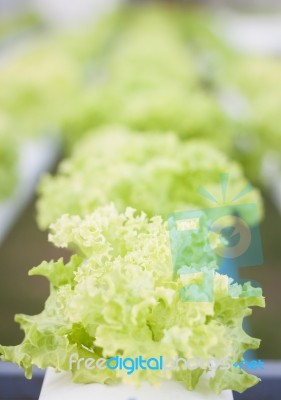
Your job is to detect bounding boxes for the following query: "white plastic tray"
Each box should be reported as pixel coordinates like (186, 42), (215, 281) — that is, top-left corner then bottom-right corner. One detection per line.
(0, 136), (60, 244)
(39, 368), (233, 400)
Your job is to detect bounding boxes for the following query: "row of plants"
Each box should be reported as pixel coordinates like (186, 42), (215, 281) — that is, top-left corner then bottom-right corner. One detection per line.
(0, 5), (274, 395)
(176, 10), (281, 183)
(61, 9), (231, 149)
(63, 8), (281, 183)
(1, 8), (280, 200)
(0, 10), (125, 199)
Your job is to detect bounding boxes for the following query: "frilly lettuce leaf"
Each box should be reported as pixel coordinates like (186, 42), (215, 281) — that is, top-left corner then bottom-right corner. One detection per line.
(0, 205), (264, 393)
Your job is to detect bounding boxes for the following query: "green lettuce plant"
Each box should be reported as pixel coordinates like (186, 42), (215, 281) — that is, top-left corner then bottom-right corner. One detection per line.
(0, 47), (81, 139)
(37, 127), (262, 230)
(0, 204), (264, 393)
(229, 57), (281, 182)
(174, 9), (281, 183)
(0, 11), (124, 140)
(60, 9), (231, 149)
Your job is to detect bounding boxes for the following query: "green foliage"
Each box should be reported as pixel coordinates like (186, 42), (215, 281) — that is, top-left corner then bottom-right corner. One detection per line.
(0, 205), (264, 392)
(61, 10), (231, 149)
(37, 127), (262, 229)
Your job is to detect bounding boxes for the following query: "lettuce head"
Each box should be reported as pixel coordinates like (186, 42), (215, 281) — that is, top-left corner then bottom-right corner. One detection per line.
(37, 127), (262, 230)
(0, 204), (264, 393)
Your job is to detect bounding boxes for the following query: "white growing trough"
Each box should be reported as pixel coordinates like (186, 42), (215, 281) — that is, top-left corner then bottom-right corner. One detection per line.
(39, 368), (233, 400)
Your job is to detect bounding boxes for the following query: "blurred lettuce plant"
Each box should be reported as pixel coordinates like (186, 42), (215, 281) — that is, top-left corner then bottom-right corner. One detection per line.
(61, 9), (231, 150)
(229, 57), (281, 182)
(37, 127), (262, 230)
(0, 46), (82, 139)
(0, 11), (124, 140)
(175, 10), (281, 183)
